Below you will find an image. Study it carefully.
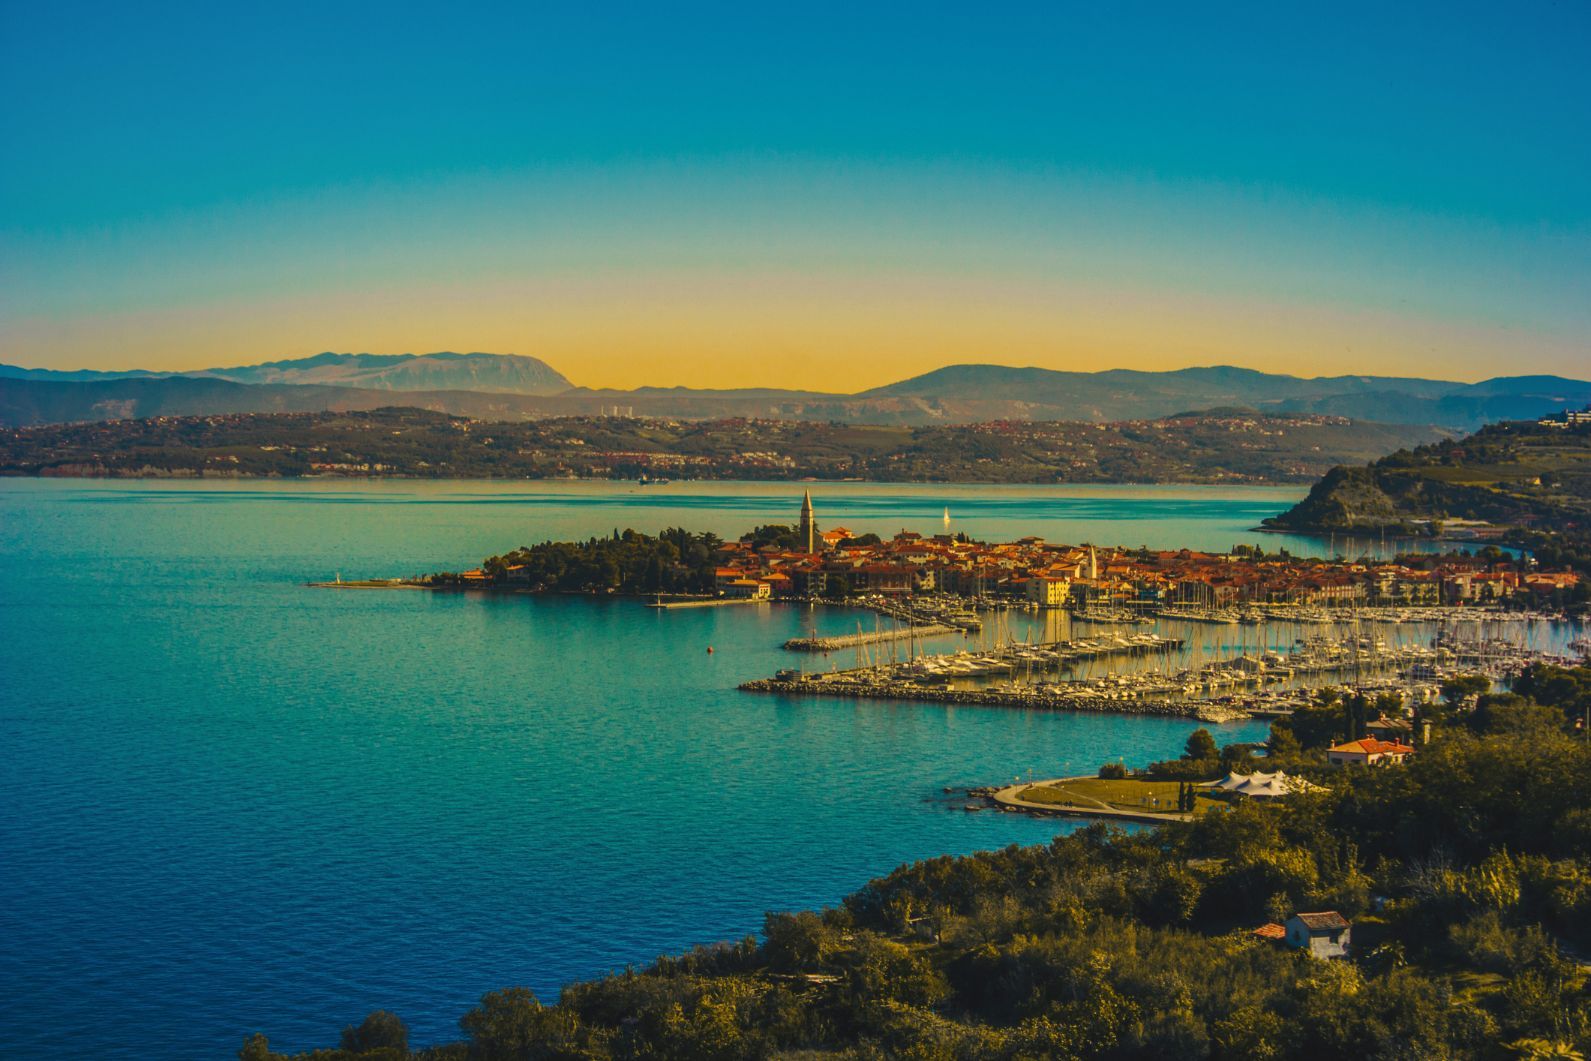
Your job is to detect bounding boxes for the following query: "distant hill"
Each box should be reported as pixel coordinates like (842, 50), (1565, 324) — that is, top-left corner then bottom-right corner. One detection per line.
(863, 364), (1591, 427)
(1265, 418), (1591, 570)
(0, 377), (584, 428)
(0, 351), (571, 396)
(2, 356), (1588, 429)
(0, 407), (1448, 484)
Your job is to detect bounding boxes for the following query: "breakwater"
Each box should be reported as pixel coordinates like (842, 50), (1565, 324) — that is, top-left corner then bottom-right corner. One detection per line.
(739, 676), (1246, 723)
(783, 624), (960, 651)
(648, 597), (769, 610)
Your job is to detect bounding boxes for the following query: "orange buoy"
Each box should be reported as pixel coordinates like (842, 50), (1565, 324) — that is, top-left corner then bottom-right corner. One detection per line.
(706, 646), (714, 654)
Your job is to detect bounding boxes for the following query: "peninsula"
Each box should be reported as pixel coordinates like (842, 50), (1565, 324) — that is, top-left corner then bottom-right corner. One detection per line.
(426, 499), (1584, 612)
(397, 496), (1587, 724)
(1266, 414), (1591, 573)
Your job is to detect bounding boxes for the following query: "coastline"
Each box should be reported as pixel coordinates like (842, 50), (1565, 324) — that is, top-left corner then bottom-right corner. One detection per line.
(12, 467), (1326, 487)
(1252, 521), (1532, 553)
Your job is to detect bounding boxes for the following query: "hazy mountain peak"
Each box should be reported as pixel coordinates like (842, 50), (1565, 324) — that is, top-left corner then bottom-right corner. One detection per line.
(0, 351), (575, 397)
(4, 359), (1589, 430)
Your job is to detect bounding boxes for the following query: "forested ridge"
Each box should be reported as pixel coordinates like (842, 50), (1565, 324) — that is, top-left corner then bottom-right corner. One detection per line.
(0, 407), (1445, 484)
(1268, 420), (1591, 572)
(240, 665), (1591, 1060)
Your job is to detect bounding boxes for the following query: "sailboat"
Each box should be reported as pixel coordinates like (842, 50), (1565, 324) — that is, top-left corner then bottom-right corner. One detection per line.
(943, 507), (951, 531)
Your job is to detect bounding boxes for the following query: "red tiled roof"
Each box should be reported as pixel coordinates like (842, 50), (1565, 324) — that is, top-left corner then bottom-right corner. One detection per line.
(1329, 738), (1415, 756)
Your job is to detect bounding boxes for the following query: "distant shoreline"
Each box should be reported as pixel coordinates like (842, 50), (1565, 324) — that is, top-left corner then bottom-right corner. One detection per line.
(9, 468), (1324, 487)
(1251, 523), (1530, 553)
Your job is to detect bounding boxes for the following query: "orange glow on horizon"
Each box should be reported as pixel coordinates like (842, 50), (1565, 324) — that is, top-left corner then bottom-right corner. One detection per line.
(6, 271), (1580, 389)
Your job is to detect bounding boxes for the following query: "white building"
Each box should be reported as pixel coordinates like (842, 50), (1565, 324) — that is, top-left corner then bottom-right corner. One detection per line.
(1285, 911), (1351, 958)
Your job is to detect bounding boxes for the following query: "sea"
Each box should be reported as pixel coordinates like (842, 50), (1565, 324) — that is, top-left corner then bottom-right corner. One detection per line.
(0, 478), (1536, 1057)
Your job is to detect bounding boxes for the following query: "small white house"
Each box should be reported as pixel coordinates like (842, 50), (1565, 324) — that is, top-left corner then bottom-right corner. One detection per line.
(1285, 911), (1351, 958)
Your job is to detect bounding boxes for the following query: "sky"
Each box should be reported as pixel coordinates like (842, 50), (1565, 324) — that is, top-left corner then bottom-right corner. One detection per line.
(1, 1), (1587, 389)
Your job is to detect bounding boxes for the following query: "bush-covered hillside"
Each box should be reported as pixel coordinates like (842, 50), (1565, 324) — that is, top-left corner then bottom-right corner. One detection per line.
(240, 665), (1591, 1060)
(1268, 420), (1591, 570)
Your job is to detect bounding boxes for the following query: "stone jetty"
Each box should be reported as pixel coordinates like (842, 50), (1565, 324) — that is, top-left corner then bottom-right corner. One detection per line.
(783, 624), (960, 651)
(739, 674), (1247, 723)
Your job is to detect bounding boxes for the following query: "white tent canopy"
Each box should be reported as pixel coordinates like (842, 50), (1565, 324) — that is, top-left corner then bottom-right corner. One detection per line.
(1209, 770), (1319, 799)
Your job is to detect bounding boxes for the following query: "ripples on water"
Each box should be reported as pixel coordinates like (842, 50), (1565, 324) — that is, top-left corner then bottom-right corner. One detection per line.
(0, 479), (1504, 1057)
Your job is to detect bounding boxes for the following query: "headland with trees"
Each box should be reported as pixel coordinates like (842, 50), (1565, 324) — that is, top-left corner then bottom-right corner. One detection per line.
(239, 663), (1591, 1059)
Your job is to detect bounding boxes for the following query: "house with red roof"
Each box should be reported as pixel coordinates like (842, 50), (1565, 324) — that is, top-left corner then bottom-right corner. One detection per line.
(1327, 737), (1416, 767)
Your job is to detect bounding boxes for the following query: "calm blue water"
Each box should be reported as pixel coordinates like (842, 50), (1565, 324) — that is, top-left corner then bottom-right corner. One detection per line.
(2, 479), (1333, 1057)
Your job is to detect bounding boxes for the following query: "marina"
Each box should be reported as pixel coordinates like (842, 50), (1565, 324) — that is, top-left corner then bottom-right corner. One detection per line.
(745, 602), (1587, 721)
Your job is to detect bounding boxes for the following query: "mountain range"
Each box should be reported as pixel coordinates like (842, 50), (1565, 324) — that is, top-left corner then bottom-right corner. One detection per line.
(3, 354), (1589, 430)
(0, 351), (571, 395)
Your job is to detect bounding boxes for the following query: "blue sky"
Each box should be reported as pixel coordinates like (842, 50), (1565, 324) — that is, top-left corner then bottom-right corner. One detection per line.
(2, 1), (1587, 385)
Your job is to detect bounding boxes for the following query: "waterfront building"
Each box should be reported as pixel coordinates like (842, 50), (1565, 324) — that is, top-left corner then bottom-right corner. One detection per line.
(687, 515), (1576, 607)
(1025, 575), (1071, 608)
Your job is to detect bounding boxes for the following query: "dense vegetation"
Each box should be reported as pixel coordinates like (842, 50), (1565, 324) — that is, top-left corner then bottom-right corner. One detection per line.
(1268, 420), (1591, 571)
(241, 665), (1591, 1060)
(0, 407), (1447, 484)
(433, 529), (725, 594)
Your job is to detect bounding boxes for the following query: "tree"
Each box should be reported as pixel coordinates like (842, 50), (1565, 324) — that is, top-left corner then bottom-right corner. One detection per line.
(762, 910), (838, 971)
(1268, 724), (1303, 761)
(1183, 728), (1218, 762)
(238, 1034), (277, 1061)
(1175, 782), (1196, 813)
(1345, 692), (1369, 741)
(341, 1010), (408, 1054)
(1287, 698), (1352, 749)
(1443, 674), (1492, 710)
(1220, 742), (1260, 771)
(460, 986), (583, 1060)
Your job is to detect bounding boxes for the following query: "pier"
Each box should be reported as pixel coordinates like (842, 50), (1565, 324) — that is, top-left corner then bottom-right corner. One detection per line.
(306, 578), (425, 590)
(646, 597), (771, 610)
(866, 595), (984, 632)
(741, 674), (1243, 722)
(783, 623), (960, 651)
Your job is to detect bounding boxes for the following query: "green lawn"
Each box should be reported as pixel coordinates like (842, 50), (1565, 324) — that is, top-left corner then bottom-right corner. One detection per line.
(1019, 777), (1220, 815)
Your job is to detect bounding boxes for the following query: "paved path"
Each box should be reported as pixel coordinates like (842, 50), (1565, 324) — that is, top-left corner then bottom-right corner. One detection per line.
(992, 778), (1193, 824)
